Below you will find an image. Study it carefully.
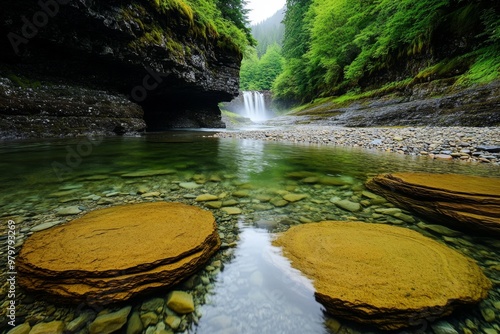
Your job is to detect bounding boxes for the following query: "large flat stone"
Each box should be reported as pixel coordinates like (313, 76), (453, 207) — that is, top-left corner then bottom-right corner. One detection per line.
(365, 173), (500, 235)
(274, 221), (491, 330)
(18, 202), (220, 304)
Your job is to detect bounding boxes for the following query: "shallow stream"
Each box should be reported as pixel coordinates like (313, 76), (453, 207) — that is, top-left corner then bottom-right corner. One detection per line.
(0, 131), (499, 334)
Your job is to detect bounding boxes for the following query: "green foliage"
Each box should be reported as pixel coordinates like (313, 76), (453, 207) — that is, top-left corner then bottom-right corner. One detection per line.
(252, 8), (285, 57)
(282, 0), (313, 59)
(150, 0), (252, 54)
(273, 57), (308, 100)
(274, 0), (500, 103)
(240, 44), (284, 90)
(215, 0), (255, 46)
(480, 8), (500, 43)
(415, 55), (473, 81)
(456, 45), (500, 86)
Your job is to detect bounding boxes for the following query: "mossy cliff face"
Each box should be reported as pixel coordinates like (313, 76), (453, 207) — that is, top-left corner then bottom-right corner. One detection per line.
(0, 0), (242, 138)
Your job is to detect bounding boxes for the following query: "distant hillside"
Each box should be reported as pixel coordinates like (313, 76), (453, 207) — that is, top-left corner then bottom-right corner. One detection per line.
(252, 8), (285, 57)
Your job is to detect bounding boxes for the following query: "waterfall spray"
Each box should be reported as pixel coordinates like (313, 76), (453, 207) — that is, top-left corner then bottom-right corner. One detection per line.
(242, 91), (268, 122)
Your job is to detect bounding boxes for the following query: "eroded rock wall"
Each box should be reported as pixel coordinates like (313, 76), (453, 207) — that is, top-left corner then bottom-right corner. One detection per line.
(0, 0), (241, 138)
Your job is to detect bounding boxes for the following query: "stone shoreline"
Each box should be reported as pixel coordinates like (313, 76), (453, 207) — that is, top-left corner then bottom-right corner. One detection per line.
(215, 126), (500, 165)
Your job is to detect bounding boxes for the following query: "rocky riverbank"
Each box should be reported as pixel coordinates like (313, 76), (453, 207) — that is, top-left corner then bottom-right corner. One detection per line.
(215, 126), (500, 165)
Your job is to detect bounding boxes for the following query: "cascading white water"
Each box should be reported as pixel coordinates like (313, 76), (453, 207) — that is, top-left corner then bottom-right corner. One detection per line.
(242, 91), (268, 122)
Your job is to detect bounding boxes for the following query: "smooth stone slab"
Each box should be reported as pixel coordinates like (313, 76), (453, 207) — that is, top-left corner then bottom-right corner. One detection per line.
(121, 169), (175, 178)
(334, 199), (361, 212)
(179, 182), (202, 189)
(283, 193), (308, 202)
(166, 291), (195, 314)
(477, 145), (500, 153)
(55, 206), (82, 216)
(18, 202), (220, 304)
(221, 207), (242, 215)
(30, 221), (63, 232)
(366, 173), (500, 236)
(195, 194), (219, 202)
(29, 321), (64, 334)
(89, 306), (131, 334)
(274, 221), (491, 330)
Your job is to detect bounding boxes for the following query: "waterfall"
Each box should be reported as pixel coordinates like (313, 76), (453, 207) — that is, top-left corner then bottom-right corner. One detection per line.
(242, 91), (268, 122)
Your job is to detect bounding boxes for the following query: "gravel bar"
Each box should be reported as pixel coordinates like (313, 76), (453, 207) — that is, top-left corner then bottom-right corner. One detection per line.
(215, 126), (500, 165)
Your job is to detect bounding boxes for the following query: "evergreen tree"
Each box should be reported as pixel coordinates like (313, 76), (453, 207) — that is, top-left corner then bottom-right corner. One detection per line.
(215, 0), (255, 45)
(252, 8), (285, 57)
(282, 0), (313, 59)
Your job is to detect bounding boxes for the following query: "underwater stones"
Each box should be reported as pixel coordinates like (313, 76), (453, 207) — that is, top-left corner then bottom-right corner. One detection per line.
(221, 207), (242, 215)
(30, 221), (62, 232)
(232, 190), (250, 198)
(332, 199), (361, 212)
(319, 176), (353, 186)
(166, 291), (195, 314)
(195, 194), (219, 202)
(204, 201), (222, 209)
(89, 306), (131, 334)
(417, 222), (462, 237)
(126, 312), (143, 334)
(55, 206), (82, 216)
(179, 182), (202, 189)
(271, 198), (289, 207)
(29, 321), (65, 334)
(66, 311), (95, 332)
(282, 193), (308, 202)
(6, 323), (30, 334)
(17, 202), (220, 304)
(121, 169), (176, 178)
(274, 221), (491, 330)
(366, 173), (500, 236)
(431, 321), (459, 334)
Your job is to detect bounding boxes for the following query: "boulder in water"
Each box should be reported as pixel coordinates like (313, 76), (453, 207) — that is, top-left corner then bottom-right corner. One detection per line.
(18, 202), (220, 305)
(365, 173), (500, 236)
(273, 221), (491, 330)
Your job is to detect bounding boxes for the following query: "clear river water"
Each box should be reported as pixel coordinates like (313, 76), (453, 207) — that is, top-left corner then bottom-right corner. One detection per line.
(0, 131), (499, 334)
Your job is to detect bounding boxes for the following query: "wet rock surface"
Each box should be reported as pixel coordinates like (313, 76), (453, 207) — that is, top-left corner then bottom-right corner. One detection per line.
(0, 0), (241, 138)
(269, 81), (500, 127)
(274, 221), (492, 330)
(0, 79), (146, 139)
(17, 202), (220, 304)
(366, 173), (500, 236)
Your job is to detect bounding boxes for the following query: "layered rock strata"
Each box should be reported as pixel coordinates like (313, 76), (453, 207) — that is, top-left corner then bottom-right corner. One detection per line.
(0, 0), (241, 138)
(273, 221), (491, 330)
(18, 202), (221, 304)
(366, 173), (500, 236)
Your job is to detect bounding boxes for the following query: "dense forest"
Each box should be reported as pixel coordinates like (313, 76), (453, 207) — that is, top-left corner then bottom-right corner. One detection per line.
(241, 0), (500, 104)
(239, 8), (285, 91)
(251, 9), (285, 57)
